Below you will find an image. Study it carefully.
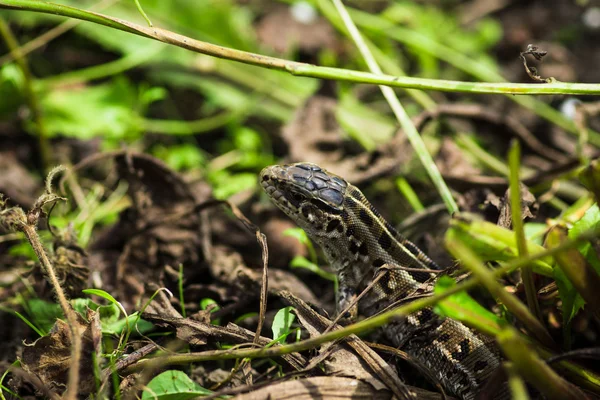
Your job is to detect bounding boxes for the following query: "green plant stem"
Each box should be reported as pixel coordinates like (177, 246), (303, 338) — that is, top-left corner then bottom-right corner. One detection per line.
(396, 177), (424, 212)
(508, 141), (543, 322)
(141, 109), (247, 135)
(133, 0), (152, 26)
(504, 362), (530, 400)
(178, 264), (186, 318)
(1, 1), (599, 97)
(0, 17), (50, 169)
(330, 0), (458, 214)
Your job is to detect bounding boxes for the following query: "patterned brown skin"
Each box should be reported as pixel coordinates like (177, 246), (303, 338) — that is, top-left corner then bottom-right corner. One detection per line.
(260, 162), (505, 400)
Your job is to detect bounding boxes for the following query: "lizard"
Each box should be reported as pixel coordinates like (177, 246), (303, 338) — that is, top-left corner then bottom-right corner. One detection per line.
(260, 162), (504, 400)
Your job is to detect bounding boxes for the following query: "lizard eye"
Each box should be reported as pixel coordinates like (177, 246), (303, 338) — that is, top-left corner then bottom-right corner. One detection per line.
(292, 193), (306, 202)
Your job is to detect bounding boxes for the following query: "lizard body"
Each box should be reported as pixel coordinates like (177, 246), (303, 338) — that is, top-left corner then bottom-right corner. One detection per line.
(260, 162), (504, 399)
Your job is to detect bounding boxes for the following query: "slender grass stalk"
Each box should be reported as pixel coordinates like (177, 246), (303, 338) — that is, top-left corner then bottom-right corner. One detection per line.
(329, 0), (458, 213)
(395, 177), (424, 212)
(504, 362), (530, 400)
(132, 0), (152, 27)
(508, 140), (543, 321)
(315, 0), (436, 111)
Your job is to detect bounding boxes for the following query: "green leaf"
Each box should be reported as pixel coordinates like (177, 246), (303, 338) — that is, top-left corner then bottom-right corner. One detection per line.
(82, 289), (128, 320)
(553, 266), (585, 325)
(103, 313), (154, 336)
(569, 204), (600, 276)
(71, 298), (100, 315)
(283, 228), (310, 246)
(434, 276), (503, 336)
(0, 64), (25, 118)
(200, 298), (221, 326)
(153, 144), (206, 172)
(142, 370), (212, 400)
(289, 256), (337, 282)
(447, 215), (553, 277)
(210, 171), (257, 199)
(271, 306), (296, 343)
(39, 77), (141, 140)
(554, 204), (600, 323)
(23, 299), (63, 335)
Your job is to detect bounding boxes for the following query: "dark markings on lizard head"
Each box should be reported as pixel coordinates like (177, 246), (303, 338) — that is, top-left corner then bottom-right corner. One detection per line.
(301, 207), (310, 219)
(437, 333), (451, 342)
(349, 187), (363, 202)
(378, 231), (392, 250)
(342, 195), (357, 211)
(380, 277), (396, 295)
(473, 360), (489, 373)
(345, 227), (355, 238)
(326, 219), (340, 233)
(349, 241), (360, 255)
(417, 309), (433, 324)
(458, 374), (470, 390)
(358, 208), (374, 227)
(358, 242), (369, 256)
(372, 259), (385, 268)
(340, 208), (350, 221)
(451, 339), (471, 362)
(412, 270), (432, 283)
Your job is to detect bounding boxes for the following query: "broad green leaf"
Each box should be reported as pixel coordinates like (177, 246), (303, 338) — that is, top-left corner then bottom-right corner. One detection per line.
(71, 298), (101, 315)
(434, 276), (503, 335)
(523, 222), (548, 245)
(142, 370), (211, 400)
(40, 77), (141, 140)
(153, 144), (206, 172)
(271, 306), (296, 343)
(209, 171), (256, 199)
(23, 299), (63, 335)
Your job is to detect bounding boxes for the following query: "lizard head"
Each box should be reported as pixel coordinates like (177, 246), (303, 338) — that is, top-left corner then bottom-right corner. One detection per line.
(260, 163), (348, 233)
